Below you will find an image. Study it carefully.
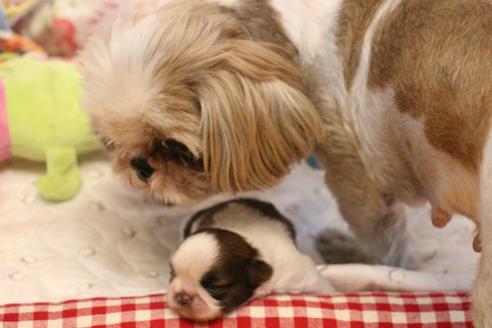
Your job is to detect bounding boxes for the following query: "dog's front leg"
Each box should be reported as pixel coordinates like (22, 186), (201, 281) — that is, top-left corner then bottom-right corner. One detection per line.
(473, 246), (492, 328)
(472, 138), (492, 328)
(315, 147), (413, 268)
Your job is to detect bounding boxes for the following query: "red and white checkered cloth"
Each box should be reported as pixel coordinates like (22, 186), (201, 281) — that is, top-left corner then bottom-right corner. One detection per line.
(0, 292), (472, 328)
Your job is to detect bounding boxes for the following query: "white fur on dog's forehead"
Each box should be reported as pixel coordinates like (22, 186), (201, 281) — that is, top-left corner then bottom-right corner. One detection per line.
(81, 14), (165, 119)
(172, 233), (219, 280)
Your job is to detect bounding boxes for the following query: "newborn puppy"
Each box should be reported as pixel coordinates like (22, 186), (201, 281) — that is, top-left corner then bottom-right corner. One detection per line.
(167, 198), (334, 321)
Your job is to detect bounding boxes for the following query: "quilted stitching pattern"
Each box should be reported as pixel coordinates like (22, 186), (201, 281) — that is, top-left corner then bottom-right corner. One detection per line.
(0, 156), (479, 304)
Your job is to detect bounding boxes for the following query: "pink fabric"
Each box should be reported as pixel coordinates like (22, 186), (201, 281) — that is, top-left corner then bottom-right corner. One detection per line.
(0, 80), (11, 161)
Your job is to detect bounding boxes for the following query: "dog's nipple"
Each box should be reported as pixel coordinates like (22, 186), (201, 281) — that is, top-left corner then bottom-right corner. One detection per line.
(473, 234), (482, 253)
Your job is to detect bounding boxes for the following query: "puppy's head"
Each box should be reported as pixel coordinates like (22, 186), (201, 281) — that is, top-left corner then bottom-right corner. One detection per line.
(167, 229), (272, 321)
(81, 0), (323, 205)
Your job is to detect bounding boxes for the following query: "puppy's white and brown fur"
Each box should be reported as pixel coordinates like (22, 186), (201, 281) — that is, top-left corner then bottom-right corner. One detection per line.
(81, 0), (492, 325)
(167, 199), (334, 321)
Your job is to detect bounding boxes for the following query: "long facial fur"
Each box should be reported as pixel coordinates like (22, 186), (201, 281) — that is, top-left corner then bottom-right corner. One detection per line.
(81, 0), (323, 205)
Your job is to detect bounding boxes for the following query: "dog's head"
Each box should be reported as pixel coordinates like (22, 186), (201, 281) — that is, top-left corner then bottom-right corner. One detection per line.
(81, 0), (322, 205)
(167, 229), (272, 321)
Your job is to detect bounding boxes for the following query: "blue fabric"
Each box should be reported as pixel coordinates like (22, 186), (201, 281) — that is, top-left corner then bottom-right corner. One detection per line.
(0, 9), (12, 34)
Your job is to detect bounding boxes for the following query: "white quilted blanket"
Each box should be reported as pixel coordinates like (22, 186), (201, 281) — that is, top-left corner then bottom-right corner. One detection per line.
(0, 155), (479, 304)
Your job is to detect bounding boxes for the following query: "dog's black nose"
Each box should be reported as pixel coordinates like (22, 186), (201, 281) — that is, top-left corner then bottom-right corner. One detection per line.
(130, 157), (155, 182)
(175, 292), (192, 307)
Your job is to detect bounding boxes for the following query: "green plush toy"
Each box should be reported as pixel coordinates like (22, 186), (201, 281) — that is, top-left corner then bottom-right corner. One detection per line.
(0, 55), (101, 202)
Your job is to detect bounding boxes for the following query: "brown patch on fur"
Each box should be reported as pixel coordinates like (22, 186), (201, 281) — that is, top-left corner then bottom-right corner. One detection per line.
(220, 0), (298, 62)
(200, 229), (272, 312)
(335, 0), (385, 89)
(369, 0), (492, 170)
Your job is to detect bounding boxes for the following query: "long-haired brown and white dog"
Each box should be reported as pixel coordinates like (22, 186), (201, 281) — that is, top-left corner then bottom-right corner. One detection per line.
(81, 0), (492, 326)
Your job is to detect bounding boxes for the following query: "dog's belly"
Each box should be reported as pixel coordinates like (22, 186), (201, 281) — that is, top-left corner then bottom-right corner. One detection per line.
(394, 113), (479, 221)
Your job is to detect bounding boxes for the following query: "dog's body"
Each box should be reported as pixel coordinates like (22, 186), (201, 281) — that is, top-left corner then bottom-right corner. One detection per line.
(81, 0), (492, 325)
(167, 198), (334, 321)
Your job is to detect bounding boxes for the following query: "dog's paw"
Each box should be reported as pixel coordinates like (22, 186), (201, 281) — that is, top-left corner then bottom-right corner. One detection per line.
(315, 229), (372, 264)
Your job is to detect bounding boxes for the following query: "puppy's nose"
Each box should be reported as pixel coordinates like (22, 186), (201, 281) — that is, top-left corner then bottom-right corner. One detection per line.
(130, 157), (155, 182)
(175, 292), (192, 307)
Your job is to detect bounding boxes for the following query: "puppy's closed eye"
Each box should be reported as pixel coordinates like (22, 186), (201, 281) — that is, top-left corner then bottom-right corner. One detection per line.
(200, 274), (232, 301)
(157, 139), (204, 171)
(204, 284), (230, 300)
(169, 264), (176, 282)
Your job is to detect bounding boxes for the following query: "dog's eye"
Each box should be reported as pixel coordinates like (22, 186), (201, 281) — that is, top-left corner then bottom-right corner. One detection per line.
(130, 157), (155, 182)
(160, 139), (204, 171)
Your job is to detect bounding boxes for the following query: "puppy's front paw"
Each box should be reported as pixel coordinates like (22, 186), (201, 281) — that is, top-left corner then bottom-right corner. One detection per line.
(319, 281), (337, 294)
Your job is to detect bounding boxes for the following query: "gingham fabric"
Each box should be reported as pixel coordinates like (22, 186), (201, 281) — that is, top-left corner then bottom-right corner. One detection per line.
(0, 292), (472, 328)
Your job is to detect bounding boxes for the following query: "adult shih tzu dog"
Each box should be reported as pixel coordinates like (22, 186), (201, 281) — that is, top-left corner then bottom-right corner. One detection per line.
(81, 0), (492, 326)
(167, 198), (334, 321)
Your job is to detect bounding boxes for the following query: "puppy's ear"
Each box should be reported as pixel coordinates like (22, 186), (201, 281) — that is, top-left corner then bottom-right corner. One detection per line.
(247, 259), (273, 287)
(199, 40), (323, 193)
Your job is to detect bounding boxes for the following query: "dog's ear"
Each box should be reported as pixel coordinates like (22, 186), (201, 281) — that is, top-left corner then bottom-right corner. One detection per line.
(199, 39), (323, 193)
(247, 259), (273, 287)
